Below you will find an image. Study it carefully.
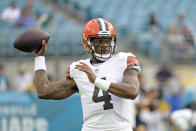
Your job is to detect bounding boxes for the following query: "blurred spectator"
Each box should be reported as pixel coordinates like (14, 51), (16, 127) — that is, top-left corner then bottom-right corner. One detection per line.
(136, 88), (159, 109)
(28, 78), (36, 93)
(156, 64), (173, 83)
(139, 12), (162, 59)
(13, 64), (33, 92)
(156, 64), (173, 99)
(0, 1), (21, 23)
(135, 122), (147, 131)
(0, 64), (10, 91)
(168, 22), (195, 59)
(177, 13), (185, 31)
(136, 88), (159, 128)
(15, 0), (36, 28)
(177, 12), (189, 34)
(143, 12), (161, 32)
(166, 76), (184, 112)
(139, 90), (165, 131)
(170, 102), (196, 131)
(168, 23), (185, 51)
(170, 108), (191, 131)
(148, 13), (159, 31)
(183, 25), (195, 48)
(35, 13), (53, 28)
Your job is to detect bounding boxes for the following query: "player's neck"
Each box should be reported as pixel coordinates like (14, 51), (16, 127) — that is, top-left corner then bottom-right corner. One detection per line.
(90, 55), (104, 64)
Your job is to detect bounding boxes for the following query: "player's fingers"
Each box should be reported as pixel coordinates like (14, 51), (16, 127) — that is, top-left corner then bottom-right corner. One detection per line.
(77, 66), (88, 72)
(41, 40), (46, 49)
(42, 40), (46, 46)
(75, 65), (87, 72)
(75, 65), (79, 69)
(79, 62), (89, 67)
(42, 40), (47, 47)
(75, 63), (86, 68)
(42, 40), (48, 51)
(42, 40), (45, 44)
(75, 65), (85, 70)
(79, 62), (91, 70)
(75, 64), (82, 69)
(75, 64), (81, 68)
(79, 62), (86, 65)
(44, 43), (48, 50)
(75, 67), (85, 72)
(76, 63), (90, 69)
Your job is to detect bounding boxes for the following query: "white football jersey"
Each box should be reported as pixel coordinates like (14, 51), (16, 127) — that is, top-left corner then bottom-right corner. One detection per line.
(66, 52), (141, 130)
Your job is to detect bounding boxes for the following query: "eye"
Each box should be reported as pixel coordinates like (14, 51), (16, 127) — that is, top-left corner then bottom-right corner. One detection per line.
(105, 40), (111, 44)
(94, 40), (101, 44)
(93, 39), (101, 45)
(92, 38), (111, 45)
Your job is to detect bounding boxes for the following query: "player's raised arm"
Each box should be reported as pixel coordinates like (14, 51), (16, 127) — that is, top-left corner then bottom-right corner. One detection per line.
(34, 40), (77, 100)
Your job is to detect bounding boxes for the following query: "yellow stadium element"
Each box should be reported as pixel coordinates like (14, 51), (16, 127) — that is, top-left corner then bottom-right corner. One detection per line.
(158, 100), (170, 113)
(181, 77), (196, 87)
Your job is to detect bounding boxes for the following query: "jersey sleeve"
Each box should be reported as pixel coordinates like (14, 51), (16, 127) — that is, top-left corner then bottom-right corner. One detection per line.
(117, 52), (141, 73)
(65, 67), (71, 79)
(66, 61), (82, 79)
(126, 55), (141, 73)
(65, 65), (79, 91)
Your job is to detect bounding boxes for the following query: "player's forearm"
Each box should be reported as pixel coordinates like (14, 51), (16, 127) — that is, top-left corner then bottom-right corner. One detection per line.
(34, 70), (51, 99)
(108, 83), (139, 99)
(35, 70), (76, 99)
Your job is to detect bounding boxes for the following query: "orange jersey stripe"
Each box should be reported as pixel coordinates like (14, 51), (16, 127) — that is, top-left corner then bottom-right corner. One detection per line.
(127, 57), (137, 61)
(66, 67), (70, 78)
(127, 61), (139, 66)
(66, 73), (70, 77)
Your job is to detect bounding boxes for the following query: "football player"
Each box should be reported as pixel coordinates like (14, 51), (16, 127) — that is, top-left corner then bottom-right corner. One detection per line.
(34, 18), (141, 131)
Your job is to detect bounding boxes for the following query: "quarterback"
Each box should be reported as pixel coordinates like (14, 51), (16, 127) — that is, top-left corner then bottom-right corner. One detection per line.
(34, 18), (141, 131)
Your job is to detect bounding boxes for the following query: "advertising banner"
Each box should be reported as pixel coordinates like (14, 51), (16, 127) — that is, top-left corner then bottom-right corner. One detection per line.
(0, 92), (83, 131)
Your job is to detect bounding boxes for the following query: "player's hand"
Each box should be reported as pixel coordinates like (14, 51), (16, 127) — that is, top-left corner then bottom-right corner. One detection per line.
(35, 40), (48, 57)
(75, 62), (96, 83)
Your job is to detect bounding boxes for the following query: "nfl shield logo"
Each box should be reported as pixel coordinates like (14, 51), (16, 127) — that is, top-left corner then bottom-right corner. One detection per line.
(95, 69), (99, 73)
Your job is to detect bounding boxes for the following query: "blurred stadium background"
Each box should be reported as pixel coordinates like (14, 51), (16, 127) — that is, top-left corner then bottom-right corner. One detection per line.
(0, 0), (196, 131)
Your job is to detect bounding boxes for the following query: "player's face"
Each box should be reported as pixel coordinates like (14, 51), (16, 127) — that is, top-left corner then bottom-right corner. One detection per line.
(91, 37), (112, 54)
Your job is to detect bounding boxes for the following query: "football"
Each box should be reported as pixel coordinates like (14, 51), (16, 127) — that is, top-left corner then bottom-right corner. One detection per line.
(13, 29), (50, 53)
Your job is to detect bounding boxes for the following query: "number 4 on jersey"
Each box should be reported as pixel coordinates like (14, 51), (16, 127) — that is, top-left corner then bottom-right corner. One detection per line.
(92, 77), (113, 110)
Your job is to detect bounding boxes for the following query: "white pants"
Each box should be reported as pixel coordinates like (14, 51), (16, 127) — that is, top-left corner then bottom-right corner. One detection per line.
(82, 125), (133, 131)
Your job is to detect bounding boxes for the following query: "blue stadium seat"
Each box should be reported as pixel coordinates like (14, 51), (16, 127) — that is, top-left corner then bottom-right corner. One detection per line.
(1, 0), (195, 57)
